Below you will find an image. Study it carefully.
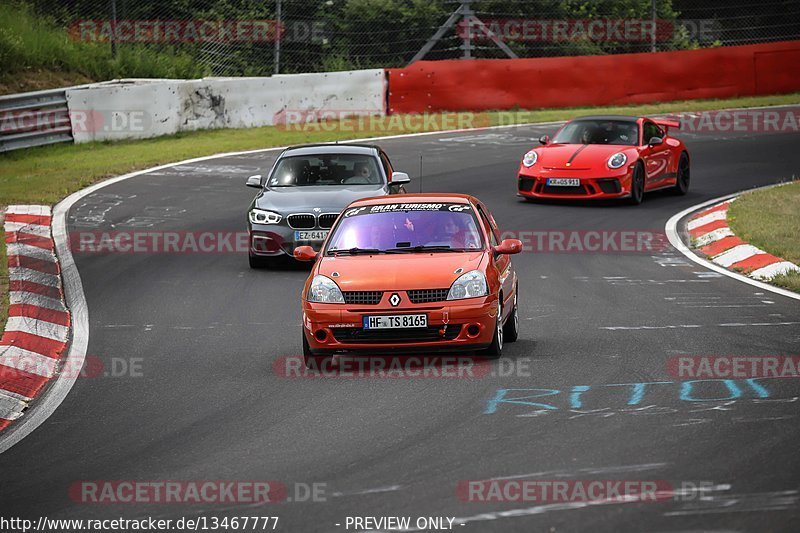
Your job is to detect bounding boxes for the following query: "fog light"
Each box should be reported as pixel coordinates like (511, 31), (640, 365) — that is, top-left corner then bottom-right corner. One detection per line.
(314, 329), (328, 342)
(466, 324), (481, 337)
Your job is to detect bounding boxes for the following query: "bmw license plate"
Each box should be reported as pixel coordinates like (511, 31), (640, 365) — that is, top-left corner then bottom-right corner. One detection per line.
(547, 178), (580, 187)
(294, 230), (328, 241)
(363, 314), (427, 329)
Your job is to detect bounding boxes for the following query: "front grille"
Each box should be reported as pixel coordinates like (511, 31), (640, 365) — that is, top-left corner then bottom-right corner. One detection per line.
(331, 325), (462, 343)
(287, 214), (315, 229)
(407, 288), (449, 304)
(597, 179), (621, 194)
(343, 291), (384, 305)
(318, 213), (338, 229)
(542, 185), (588, 195)
(518, 176), (535, 192)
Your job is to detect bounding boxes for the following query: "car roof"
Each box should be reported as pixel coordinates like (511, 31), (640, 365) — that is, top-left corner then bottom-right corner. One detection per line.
(348, 193), (475, 207)
(281, 143), (380, 157)
(571, 115), (640, 123)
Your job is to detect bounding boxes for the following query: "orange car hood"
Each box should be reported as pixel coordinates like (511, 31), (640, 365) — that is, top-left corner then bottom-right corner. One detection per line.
(317, 252), (486, 291)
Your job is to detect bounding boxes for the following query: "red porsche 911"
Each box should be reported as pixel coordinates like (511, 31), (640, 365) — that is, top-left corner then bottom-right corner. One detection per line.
(517, 115), (690, 205)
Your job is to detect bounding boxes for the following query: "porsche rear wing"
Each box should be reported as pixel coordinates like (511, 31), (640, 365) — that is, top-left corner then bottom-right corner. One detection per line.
(653, 118), (681, 134)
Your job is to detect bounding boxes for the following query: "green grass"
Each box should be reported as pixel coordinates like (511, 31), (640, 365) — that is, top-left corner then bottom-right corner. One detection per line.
(0, 1), (206, 93)
(1, 92), (800, 328)
(727, 180), (800, 292)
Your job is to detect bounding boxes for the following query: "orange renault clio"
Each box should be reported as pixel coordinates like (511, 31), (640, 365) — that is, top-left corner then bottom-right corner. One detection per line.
(293, 194), (523, 368)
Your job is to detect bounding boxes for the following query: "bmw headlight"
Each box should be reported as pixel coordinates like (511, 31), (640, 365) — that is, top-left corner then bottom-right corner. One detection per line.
(307, 275), (345, 303)
(607, 152), (627, 169)
(447, 270), (488, 300)
(522, 150), (538, 168)
(249, 208), (282, 225)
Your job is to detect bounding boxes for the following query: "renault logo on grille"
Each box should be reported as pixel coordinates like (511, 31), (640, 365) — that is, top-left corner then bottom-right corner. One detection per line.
(389, 293), (401, 307)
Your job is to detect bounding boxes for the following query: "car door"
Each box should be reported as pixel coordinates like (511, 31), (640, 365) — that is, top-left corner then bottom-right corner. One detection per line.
(476, 203), (515, 316)
(641, 120), (671, 187)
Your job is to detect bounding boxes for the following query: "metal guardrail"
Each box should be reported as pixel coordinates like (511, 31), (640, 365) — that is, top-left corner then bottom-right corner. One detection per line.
(0, 88), (74, 152)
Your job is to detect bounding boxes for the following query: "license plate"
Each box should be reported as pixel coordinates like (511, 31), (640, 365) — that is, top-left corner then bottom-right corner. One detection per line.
(294, 230), (328, 241)
(363, 314), (427, 329)
(547, 178), (580, 187)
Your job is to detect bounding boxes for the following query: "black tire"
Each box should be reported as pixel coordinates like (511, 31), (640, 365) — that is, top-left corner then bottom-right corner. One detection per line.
(672, 152), (690, 195)
(502, 288), (519, 343)
(627, 163), (645, 205)
(479, 300), (504, 359)
(302, 333), (332, 370)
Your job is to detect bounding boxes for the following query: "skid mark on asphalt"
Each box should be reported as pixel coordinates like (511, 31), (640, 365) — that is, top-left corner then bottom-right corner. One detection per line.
(160, 163), (264, 175)
(665, 489), (800, 516)
(488, 463), (668, 481)
(69, 194), (124, 228)
(600, 322), (800, 330)
(663, 294), (775, 308)
(331, 485), (402, 498)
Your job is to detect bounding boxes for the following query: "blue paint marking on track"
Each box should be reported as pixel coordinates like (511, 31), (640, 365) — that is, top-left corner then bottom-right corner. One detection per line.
(484, 378), (789, 415)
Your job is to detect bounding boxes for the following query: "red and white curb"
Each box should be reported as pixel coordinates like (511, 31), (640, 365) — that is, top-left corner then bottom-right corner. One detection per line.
(1, 206), (70, 432)
(688, 197), (800, 281)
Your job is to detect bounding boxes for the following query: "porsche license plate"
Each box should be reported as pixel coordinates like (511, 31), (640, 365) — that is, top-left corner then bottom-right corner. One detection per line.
(547, 178), (580, 187)
(363, 314), (427, 329)
(294, 230), (328, 241)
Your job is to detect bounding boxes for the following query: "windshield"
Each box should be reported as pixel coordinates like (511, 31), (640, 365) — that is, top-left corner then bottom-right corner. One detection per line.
(552, 120), (639, 146)
(268, 154), (383, 187)
(326, 204), (483, 254)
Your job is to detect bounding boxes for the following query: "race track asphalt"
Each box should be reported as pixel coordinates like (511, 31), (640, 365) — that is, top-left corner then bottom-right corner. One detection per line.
(2, 111), (800, 532)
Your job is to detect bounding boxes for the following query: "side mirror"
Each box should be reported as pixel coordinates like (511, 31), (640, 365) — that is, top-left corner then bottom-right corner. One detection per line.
(293, 246), (318, 262)
(493, 239), (523, 255)
(648, 137), (663, 146)
(390, 171), (411, 185)
(246, 175), (263, 188)
(539, 135), (550, 145)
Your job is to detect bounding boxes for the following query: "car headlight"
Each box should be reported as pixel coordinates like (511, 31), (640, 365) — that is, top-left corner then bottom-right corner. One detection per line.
(447, 270), (488, 300)
(307, 275), (345, 303)
(607, 152), (627, 169)
(522, 150), (538, 168)
(249, 208), (282, 225)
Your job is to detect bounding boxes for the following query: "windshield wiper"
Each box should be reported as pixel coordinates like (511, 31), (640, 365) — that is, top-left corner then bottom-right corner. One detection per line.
(328, 247), (384, 256)
(386, 245), (465, 253)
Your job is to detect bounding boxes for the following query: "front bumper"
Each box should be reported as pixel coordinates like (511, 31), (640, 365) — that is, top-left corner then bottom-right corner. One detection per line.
(302, 297), (498, 355)
(517, 169), (632, 200)
(249, 225), (327, 257)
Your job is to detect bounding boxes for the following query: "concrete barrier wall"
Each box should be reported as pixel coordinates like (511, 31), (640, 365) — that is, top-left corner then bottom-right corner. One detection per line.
(66, 69), (386, 143)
